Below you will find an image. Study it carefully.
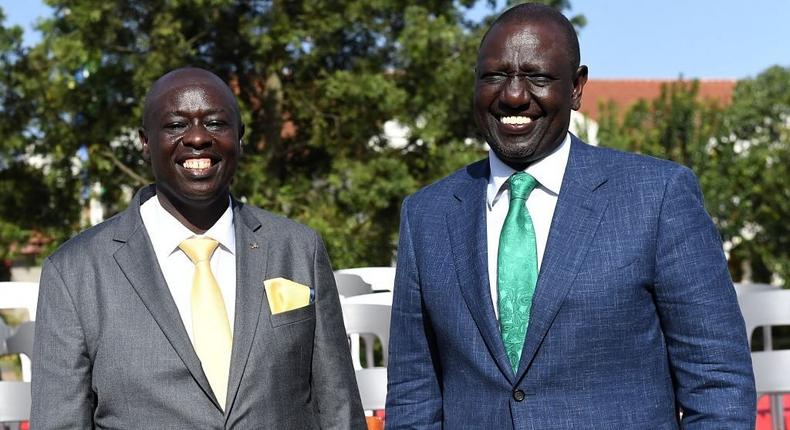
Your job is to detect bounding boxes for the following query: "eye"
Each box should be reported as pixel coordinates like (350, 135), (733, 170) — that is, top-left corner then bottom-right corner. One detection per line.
(527, 75), (553, 86)
(479, 71), (508, 84)
(205, 120), (229, 132)
(164, 122), (186, 132)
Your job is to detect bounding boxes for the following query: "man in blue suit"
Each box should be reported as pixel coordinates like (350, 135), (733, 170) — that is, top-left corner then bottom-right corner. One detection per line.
(385, 3), (755, 428)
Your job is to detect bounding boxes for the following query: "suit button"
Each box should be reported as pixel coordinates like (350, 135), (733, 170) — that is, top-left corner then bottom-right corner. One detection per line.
(513, 389), (525, 402)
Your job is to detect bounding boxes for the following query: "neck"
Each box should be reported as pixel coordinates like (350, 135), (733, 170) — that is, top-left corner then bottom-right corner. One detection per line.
(155, 189), (229, 235)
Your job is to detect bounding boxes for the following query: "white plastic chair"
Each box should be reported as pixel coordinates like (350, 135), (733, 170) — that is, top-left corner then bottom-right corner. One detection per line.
(334, 273), (374, 298)
(0, 381), (30, 428)
(342, 303), (391, 367)
(0, 320), (34, 429)
(341, 298), (393, 371)
(342, 303), (391, 415)
(1, 321), (34, 359)
(0, 282), (38, 381)
(355, 367), (388, 411)
(736, 283), (780, 350)
(342, 292), (392, 306)
(734, 282), (779, 297)
(341, 300), (392, 369)
(0, 282), (40, 320)
(738, 289), (790, 430)
(334, 274), (377, 370)
(335, 267), (395, 292)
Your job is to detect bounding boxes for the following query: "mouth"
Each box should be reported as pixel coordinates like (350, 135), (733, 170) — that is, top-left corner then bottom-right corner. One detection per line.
(178, 156), (220, 176)
(496, 114), (537, 134)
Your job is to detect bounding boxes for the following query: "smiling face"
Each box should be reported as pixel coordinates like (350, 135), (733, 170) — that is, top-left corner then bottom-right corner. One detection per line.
(139, 69), (244, 218)
(474, 19), (587, 170)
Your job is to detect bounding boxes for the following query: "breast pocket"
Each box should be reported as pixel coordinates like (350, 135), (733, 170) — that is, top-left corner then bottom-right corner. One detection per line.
(569, 256), (653, 313)
(574, 252), (641, 280)
(269, 302), (316, 327)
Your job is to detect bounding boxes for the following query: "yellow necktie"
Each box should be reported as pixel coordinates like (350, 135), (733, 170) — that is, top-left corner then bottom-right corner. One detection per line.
(179, 237), (232, 410)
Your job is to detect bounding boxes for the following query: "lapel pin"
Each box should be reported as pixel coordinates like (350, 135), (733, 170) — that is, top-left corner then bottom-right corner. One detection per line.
(250, 242), (259, 249)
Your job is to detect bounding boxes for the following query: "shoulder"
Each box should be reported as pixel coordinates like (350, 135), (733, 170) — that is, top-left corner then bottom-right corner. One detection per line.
(404, 158), (488, 207)
(574, 139), (697, 190)
(236, 202), (320, 244)
(46, 206), (133, 267)
(582, 139), (687, 172)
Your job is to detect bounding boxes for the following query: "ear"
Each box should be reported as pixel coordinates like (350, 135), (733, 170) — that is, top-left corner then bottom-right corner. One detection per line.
(238, 123), (245, 156)
(571, 65), (588, 111)
(138, 128), (151, 162)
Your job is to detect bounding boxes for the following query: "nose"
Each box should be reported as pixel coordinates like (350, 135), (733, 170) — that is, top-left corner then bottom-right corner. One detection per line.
(499, 75), (530, 109)
(182, 121), (212, 148)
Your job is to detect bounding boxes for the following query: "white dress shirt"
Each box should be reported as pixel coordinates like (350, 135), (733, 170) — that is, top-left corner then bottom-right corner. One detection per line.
(140, 195), (237, 340)
(487, 133), (571, 319)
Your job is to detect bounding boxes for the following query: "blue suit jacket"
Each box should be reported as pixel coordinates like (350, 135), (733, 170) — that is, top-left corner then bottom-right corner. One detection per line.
(386, 136), (755, 429)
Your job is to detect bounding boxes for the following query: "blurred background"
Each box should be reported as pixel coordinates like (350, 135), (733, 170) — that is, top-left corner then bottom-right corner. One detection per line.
(0, 0), (787, 286)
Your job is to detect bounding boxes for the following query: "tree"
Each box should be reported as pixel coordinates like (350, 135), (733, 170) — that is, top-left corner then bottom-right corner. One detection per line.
(597, 80), (725, 166)
(707, 66), (790, 285)
(0, 9), (82, 279)
(0, 1), (582, 270)
(596, 69), (790, 286)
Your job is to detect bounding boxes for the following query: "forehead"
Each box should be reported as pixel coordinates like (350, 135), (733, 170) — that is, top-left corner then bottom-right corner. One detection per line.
(148, 75), (236, 115)
(477, 20), (570, 66)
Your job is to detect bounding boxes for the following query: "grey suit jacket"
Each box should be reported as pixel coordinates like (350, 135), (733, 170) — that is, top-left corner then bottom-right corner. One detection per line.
(31, 185), (366, 429)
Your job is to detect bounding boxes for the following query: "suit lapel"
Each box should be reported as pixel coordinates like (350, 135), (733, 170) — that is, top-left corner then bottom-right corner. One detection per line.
(224, 201), (268, 419)
(112, 186), (219, 409)
(515, 137), (610, 381)
(447, 161), (515, 383)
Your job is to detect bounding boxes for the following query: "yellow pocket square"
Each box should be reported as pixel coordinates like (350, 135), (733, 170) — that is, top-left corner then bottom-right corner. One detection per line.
(264, 278), (311, 314)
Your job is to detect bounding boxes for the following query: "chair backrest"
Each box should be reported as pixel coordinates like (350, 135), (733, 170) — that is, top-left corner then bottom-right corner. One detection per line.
(1, 321), (35, 359)
(738, 289), (790, 395)
(355, 367), (387, 411)
(341, 291), (392, 306)
(734, 282), (779, 296)
(334, 273), (373, 298)
(335, 267), (395, 292)
(738, 289), (790, 345)
(0, 282), (40, 320)
(342, 303), (391, 366)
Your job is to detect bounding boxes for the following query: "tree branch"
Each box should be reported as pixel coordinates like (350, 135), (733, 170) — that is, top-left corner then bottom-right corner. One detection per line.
(100, 148), (149, 186)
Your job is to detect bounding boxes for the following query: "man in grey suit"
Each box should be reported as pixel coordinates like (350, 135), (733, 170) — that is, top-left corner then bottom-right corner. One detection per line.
(31, 67), (366, 429)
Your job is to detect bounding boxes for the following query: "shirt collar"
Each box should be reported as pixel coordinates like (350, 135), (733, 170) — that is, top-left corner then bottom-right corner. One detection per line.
(146, 195), (236, 258)
(487, 132), (571, 209)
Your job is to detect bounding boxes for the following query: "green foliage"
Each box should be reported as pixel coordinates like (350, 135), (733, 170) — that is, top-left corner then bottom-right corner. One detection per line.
(5, 1), (784, 286)
(597, 68), (790, 286)
(0, 1), (582, 269)
(708, 66), (790, 284)
(597, 80), (725, 167)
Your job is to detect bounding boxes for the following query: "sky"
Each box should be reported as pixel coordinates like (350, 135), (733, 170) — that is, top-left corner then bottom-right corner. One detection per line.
(1, 0), (788, 80)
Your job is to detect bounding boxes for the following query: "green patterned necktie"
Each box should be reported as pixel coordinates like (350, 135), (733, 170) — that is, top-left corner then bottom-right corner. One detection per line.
(498, 172), (539, 373)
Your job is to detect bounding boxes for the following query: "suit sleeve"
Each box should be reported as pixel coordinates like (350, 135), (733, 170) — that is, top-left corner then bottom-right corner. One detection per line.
(653, 167), (756, 427)
(310, 231), (367, 430)
(31, 257), (95, 429)
(385, 197), (443, 429)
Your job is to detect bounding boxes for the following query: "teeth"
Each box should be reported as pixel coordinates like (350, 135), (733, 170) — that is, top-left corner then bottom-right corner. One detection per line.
(501, 116), (532, 125)
(183, 158), (212, 170)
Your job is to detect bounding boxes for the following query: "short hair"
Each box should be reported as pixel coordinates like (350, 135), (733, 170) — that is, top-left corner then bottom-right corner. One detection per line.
(480, 3), (581, 70)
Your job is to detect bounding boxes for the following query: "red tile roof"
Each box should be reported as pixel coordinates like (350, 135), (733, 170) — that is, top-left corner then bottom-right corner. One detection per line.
(579, 79), (735, 122)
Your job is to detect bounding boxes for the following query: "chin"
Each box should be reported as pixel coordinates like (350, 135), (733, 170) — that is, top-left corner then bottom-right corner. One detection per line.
(491, 142), (538, 164)
(176, 186), (226, 204)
